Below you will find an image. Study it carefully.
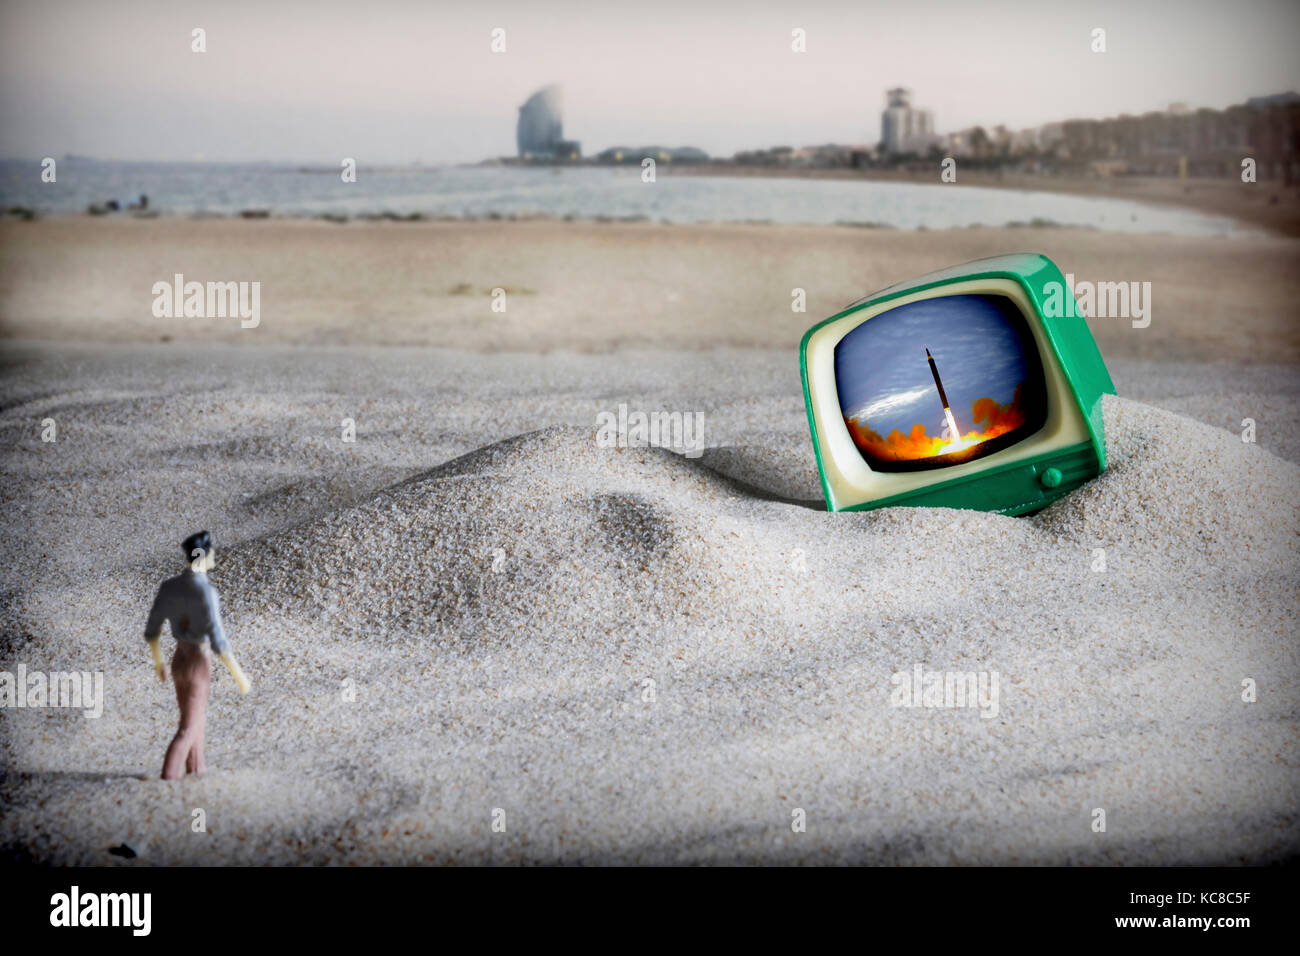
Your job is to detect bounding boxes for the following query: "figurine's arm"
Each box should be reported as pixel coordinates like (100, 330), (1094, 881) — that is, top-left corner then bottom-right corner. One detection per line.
(207, 588), (250, 695)
(148, 636), (168, 682)
(145, 589), (168, 682)
(218, 652), (251, 695)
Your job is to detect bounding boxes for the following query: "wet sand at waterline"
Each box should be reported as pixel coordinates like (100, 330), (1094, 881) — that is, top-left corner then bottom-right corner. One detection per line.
(0, 217), (1297, 863)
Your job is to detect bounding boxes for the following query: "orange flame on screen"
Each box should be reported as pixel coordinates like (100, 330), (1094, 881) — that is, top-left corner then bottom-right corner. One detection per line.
(846, 384), (1027, 462)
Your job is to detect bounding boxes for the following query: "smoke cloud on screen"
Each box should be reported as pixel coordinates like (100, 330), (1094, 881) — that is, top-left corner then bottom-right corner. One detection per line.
(847, 383), (1027, 463)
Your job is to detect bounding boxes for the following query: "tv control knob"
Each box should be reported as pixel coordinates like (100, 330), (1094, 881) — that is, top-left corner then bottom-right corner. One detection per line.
(1040, 467), (1063, 489)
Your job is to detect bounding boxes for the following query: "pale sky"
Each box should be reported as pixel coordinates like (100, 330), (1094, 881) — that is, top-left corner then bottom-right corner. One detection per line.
(1, 0), (1297, 164)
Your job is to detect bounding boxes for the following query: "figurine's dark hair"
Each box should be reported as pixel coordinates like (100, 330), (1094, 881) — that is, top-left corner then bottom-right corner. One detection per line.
(182, 530), (212, 563)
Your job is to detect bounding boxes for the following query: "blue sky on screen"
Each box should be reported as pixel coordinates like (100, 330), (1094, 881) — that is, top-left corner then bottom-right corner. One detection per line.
(834, 295), (1030, 438)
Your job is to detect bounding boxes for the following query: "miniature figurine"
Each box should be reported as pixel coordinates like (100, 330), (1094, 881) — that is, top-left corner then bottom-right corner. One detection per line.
(144, 531), (250, 780)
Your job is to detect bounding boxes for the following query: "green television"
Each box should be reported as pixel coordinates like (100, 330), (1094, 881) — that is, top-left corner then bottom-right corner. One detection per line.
(799, 253), (1116, 516)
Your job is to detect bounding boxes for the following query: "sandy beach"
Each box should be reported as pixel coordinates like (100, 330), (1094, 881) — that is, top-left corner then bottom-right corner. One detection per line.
(1, 216), (1297, 864)
(3, 217), (1299, 362)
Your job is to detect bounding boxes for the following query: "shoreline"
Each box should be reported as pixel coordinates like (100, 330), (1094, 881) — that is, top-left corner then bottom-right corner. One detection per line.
(665, 165), (1300, 237)
(3, 198), (1255, 235)
(6, 166), (1294, 236)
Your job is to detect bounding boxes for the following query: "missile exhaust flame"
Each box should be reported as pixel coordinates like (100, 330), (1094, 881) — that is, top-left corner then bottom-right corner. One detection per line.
(926, 347), (967, 450)
(942, 406), (962, 448)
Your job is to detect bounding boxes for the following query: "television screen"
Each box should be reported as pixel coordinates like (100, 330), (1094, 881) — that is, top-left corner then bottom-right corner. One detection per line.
(833, 294), (1047, 472)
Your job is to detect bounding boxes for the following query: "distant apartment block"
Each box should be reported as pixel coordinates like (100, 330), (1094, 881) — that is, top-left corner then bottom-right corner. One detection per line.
(928, 95), (1297, 181)
(880, 88), (936, 156)
(1055, 94), (1299, 180)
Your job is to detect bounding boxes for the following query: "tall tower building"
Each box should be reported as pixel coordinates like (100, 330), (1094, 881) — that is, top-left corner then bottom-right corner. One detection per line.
(880, 87), (934, 155)
(514, 87), (561, 158)
(517, 85), (576, 159)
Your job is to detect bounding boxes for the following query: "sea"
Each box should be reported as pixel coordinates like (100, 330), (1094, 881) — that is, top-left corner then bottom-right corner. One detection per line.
(0, 159), (1256, 236)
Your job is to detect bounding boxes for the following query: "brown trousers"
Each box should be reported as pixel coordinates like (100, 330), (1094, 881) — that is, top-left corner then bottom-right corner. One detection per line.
(161, 642), (210, 780)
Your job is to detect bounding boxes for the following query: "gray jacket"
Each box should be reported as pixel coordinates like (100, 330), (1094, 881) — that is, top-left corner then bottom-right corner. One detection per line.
(145, 570), (230, 655)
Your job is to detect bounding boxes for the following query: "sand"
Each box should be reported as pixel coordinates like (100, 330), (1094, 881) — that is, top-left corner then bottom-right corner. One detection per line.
(3, 218), (1300, 363)
(1, 216), (1297, 864)
(1, 336), (1297, 865)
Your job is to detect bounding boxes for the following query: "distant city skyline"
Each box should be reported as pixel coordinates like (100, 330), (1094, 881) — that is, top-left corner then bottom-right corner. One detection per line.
(2, 0), (1298, 165)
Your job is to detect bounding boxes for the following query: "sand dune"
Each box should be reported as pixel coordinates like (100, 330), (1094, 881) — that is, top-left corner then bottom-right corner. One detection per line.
(2, 340), (1295, 863)
(230, 397), (1296, 643)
